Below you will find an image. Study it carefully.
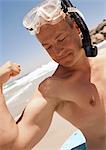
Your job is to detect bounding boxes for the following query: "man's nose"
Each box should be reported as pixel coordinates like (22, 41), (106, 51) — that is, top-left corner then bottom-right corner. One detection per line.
(52, 41), (62, 53)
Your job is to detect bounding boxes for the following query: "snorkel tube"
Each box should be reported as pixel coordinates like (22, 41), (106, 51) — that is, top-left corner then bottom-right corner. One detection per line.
(61, 0), (98, 57)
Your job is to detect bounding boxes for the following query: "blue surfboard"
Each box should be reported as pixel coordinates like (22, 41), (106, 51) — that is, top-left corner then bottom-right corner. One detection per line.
(61, 130), (86, 150)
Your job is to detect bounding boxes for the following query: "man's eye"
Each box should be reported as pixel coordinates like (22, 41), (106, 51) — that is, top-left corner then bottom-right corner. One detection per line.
(58, 35), (69, 42)
(58, 37), (66, 42)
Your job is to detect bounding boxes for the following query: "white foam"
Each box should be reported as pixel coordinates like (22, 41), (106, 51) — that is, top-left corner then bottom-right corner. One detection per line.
(4, 61), (58, 94)
(6, 83), (32, 105)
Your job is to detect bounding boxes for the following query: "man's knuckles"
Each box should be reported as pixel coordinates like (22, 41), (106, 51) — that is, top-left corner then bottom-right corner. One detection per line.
(6, 61), (13, 69)
(6, 62), (21, 75)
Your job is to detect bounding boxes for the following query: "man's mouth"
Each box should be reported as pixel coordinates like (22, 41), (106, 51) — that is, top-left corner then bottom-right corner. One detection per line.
(58, 51), (73, 61)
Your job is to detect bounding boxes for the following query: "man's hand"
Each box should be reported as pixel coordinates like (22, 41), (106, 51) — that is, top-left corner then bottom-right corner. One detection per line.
(0, 61), (21, 86)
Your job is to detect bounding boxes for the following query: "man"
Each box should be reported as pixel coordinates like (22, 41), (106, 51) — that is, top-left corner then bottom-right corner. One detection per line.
(0, 0), (106, 150)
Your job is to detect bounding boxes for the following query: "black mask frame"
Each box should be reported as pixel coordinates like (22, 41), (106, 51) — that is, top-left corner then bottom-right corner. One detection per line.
(61, 0), (98, 57)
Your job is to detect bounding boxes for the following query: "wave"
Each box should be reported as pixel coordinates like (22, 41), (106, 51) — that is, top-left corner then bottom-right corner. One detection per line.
(4, 60), (58, 118)
(4, 60), (58, 94)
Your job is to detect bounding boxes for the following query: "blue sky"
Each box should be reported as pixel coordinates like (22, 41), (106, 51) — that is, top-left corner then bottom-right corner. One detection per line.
(0, 0), (106, 77)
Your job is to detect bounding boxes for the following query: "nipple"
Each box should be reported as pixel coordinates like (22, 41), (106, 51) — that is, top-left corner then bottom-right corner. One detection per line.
(89, 95), (96, 106)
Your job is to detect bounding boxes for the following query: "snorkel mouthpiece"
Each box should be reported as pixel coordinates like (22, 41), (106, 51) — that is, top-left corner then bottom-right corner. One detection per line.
(61, 0), (98, 57)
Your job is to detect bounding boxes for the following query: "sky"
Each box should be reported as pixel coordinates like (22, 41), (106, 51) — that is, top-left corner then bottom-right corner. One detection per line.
(0, 0), (106, 78)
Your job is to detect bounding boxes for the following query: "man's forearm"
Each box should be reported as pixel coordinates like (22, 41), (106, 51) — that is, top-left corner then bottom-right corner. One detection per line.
(0, 88), (18, 146)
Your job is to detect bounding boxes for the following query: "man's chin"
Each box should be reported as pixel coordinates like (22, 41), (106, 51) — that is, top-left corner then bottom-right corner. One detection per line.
(53, 59), (75, 68)
(59, 61), (74, 68)
(59, 58), (80, 69)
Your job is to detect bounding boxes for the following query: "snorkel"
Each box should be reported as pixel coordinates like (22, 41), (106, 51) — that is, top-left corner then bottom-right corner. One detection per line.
(61, 0), (98, 57)
(23, 0), (98, 57)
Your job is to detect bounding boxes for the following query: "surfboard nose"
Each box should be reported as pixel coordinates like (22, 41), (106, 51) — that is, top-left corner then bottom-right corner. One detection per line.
(60, 129), (86, 150)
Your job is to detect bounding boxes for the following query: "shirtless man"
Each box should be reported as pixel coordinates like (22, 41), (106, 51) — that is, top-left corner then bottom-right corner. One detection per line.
(0, 0), (106, 150)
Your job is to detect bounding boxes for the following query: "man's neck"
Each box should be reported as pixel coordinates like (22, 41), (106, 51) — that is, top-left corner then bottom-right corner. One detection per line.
(64, 49), (91, 81)
(54, 49), (91, 81)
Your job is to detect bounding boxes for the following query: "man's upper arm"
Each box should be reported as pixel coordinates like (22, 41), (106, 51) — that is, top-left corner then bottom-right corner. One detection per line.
(12, 97), (55, 149)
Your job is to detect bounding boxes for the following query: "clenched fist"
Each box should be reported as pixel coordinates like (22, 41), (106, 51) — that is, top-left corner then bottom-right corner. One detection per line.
(0, 61), (21, 86)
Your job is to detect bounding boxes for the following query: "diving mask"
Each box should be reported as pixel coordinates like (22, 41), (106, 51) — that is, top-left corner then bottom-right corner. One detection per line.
(23, 0), (98, 57)
(23, 0), (84, 35)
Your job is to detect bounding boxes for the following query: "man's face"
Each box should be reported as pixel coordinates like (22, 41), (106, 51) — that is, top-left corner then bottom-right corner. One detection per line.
(37, 18), (82, 67)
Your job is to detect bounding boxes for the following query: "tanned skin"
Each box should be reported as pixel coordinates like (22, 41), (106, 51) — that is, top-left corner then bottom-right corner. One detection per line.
(0, 18), (106, 150)
(37, 19), (106, 149)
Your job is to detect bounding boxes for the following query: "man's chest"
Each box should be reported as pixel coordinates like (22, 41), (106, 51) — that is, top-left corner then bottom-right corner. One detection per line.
(56, 80), (105, 129)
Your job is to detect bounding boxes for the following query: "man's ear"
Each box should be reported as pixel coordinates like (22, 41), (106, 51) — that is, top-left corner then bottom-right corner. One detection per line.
(72, 21), (81, 34)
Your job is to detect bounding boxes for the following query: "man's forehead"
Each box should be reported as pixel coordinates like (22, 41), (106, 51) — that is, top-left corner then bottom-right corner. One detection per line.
(37, 19), (68, 43)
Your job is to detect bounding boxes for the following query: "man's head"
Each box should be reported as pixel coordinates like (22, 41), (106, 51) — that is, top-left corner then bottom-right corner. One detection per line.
(23, 0), (84, 67)
(37, 17), (83, 67)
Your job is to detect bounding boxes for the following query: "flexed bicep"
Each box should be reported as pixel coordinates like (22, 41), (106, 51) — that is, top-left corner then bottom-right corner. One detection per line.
(12, 97), (55, 149)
